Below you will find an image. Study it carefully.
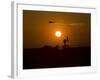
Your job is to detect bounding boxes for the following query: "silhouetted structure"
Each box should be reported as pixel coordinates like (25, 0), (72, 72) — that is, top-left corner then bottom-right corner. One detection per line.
(63, 36), (69, 48)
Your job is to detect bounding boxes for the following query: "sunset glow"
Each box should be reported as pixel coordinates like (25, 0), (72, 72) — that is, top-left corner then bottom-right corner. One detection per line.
(55, 31), (61, 37)
(23, 10), (91, 69)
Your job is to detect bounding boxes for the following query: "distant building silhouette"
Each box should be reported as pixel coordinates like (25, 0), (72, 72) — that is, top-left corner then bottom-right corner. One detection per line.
(54, 45), (59, 49)
(63, 36), (69, 49)
(54, 45), (62, 50)
(42, 45), (52, 49)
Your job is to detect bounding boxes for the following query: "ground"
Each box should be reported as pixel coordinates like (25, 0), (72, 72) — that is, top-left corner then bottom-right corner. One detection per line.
(23, 46), (91, 69)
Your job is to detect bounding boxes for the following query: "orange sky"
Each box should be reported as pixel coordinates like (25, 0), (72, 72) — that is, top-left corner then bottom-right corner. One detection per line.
(23, 10), (90, 48)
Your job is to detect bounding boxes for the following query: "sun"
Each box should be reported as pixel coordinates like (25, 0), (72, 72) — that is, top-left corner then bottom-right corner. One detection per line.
(55, 31), (61, 37)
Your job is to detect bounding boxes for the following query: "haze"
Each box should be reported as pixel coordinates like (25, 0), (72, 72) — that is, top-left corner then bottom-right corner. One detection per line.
(23, 10), (90, 48)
